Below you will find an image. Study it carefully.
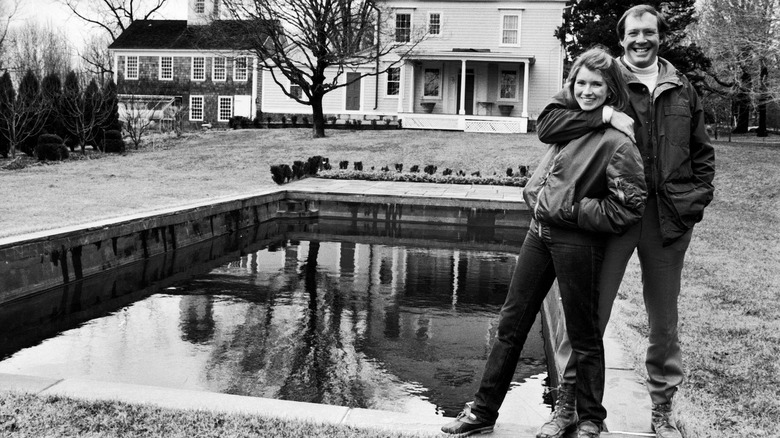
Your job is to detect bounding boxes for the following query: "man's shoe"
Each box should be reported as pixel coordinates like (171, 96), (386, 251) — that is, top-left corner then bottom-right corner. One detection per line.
(441, 402), (495, 436)
(537, 383), (577, 438)
(576, 421), (601, 438)
(651, 402), (682, 438)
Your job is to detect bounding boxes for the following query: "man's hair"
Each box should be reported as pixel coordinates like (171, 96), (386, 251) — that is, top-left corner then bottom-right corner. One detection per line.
(616, 4), (669, 40)
(566, 45), (629, 112)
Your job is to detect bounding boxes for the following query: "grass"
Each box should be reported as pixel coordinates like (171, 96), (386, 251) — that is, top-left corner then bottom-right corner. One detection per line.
(1, 129), (779, 437)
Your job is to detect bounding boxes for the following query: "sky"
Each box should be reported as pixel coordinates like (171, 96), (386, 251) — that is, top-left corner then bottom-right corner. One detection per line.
(13, 0), (188, 50)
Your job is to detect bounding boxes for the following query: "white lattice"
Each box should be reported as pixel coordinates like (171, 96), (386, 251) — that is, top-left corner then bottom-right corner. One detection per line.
(402, 115), (460, 130)
(464, 119), (524, 134)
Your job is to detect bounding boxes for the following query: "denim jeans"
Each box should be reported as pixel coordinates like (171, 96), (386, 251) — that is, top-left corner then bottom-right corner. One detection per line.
(472, 221), (607, 426)
(557, 196), (692, 404)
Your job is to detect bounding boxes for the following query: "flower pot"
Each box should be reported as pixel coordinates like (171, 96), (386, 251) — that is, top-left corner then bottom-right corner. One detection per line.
(498, 104), (514, 117)
(421, 102), (436, 113)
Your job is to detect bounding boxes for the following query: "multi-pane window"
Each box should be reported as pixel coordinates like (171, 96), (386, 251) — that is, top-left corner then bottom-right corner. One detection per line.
(500, 70), (518, 99)
(213, 57), (226, 81)
(159, 56), (173, 80)
(290, 82), (303, 99)
(218, 96), (233, 121)
(195, 0), (205, 13)
(190, 95), (204, 121)
(233, 57), (249, 81)
(386, 67), (400, 96)
(192, 57), (205, 80)
(125, 56), (139, 80)
(428, 12), (441, 35)
(423, 68), (440, 97)
(501, 14), (520, 45)
(395, 13), (411, 42)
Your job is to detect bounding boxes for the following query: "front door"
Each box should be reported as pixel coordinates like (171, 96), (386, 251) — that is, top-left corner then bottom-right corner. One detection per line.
(345, 73), (361, 111)
(456, 71), (475, 115)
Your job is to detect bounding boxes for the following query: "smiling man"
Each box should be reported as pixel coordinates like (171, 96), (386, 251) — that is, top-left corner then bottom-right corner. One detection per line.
(535, 5), (715, 438)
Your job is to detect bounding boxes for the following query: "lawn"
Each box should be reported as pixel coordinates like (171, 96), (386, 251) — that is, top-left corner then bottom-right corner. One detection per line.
(1, 129), (779, 437)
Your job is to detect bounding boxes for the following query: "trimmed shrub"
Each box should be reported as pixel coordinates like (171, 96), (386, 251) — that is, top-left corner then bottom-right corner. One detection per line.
(292, 160), (305, 179)
(229, 116), (251, 129)
(103, 130), (125, 153)
(424, 164), (438, 175)
(35, 134), (68, 161)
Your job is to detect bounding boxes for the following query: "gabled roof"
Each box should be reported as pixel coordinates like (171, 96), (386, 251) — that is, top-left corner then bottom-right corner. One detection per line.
(109, 19), (274, 51)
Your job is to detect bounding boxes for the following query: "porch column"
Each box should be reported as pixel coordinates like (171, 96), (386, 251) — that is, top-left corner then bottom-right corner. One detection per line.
(398, 61), (406, 113)
(522, 60), (530, 118)
(251, 56), (258, 117)
(459, 59), (467, 115)
(408, 62), (415, 113)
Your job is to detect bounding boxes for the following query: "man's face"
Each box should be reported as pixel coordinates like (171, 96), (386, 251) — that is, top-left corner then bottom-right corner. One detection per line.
(621, 12), (660, 68)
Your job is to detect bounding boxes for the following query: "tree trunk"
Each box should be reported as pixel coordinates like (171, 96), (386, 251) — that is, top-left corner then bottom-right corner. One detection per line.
(757, 62), (768, 137)
(311, 93), (326, 138)
(732, 96), (750, 134)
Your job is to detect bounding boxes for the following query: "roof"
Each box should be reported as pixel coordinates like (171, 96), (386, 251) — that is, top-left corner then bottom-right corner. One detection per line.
(109, 20), (276, 51)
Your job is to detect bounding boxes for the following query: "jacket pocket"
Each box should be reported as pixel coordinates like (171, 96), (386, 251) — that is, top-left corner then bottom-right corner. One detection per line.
(663, 180), (712, 228)
(663, 104), (692, 150)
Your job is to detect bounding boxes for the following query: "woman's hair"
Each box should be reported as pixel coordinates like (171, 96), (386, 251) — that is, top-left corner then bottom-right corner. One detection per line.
(566, 46), (629, 112)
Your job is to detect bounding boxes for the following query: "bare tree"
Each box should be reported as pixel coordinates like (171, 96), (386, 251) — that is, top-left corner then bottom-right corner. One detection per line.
(80, 34), (114, 82)
(59, 72), (113, 154)
(119, 94), (156, 149)
(0, 0), (22, 70)
(693, 0), (780, 136)
(57, 0), (169, 41)
(221, 0), (426, 138)
(6, 22), (73, 81)
(0, 71), (47, 158)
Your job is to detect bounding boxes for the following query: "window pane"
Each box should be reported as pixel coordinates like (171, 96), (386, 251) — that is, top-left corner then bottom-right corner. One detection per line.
(160, 57), (173, 80)
(500, 71), (518, 99)
(195, 0), (204, 13)
(193, 57), (205, 80)
(218, 97), (232, 121)
(424, 69), (440, 97)
(214, 57), (226, 81)
(502, 15), (519, 44)
(234, 57), (248, 81)
(429, 13), (440, 35)
(126, 56), (138, 79)
(387, 67), (400, 96)
(190, 96), (204, 121)
(395, 14), (411, 42)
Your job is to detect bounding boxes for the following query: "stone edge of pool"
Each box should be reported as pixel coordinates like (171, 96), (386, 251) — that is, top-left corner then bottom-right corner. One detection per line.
(0, 179), (653, 437)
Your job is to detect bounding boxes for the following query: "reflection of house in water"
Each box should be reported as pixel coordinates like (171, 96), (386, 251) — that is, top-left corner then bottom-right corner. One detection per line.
(188, 239), (546, 417)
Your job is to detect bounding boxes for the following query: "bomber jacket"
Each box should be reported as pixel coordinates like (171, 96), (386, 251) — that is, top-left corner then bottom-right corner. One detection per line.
(537, 57), (716, 245)
(524, 118), (647, 235)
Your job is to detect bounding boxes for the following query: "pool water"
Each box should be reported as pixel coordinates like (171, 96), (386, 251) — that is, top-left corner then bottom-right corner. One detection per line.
(0, 238), (548, 418)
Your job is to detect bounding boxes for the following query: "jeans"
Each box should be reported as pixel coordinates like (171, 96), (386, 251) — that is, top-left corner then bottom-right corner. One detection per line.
(472, 221), (607, 426)
(557, 196), (692, 404)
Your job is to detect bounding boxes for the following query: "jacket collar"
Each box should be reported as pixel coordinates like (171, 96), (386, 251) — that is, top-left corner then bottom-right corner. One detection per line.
(618, 56), (682, 88)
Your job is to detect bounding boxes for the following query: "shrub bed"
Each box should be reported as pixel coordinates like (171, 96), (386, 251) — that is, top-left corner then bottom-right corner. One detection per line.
(316, 169), (528, 186)
(35, 134), (69, 161)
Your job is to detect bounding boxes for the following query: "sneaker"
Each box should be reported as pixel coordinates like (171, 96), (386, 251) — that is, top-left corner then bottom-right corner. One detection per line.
(441, 402), (495, 436)
(651, 403), (682, 438)
(576, 421), (601, 438)
(537, 383), (577, 438)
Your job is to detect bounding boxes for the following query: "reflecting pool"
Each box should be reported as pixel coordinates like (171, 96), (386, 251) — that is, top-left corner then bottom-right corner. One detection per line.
(0, 237), (548, 418)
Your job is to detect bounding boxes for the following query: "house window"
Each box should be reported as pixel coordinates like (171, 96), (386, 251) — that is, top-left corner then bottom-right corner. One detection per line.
(501, 13), (521, 45)
(233, 57), (249, 81)
(500, 70), (518, 99)
(213, 57), (227, 81)
(428, 12), (441, 35)
(125, 56), (139, 80)
(386, 67), (400, 96)
(195, 0), (204, 13)
(395, 13), (411, 43)
(190, 95), (204, 121)
(159, 56), (173, 80)
(423, 68), (440, 97)
(192, 57), (205, 81)
(218, 96), (233, 121)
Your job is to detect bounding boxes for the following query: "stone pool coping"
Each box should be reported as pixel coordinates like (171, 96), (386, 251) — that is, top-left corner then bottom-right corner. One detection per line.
(0, 179), (653, 437)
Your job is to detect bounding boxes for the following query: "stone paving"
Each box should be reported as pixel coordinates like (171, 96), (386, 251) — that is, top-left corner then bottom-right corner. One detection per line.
(0, 179), (654, 437)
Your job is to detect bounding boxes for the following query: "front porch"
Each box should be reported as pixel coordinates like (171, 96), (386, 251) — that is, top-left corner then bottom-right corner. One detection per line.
(400, 112), (528, 134)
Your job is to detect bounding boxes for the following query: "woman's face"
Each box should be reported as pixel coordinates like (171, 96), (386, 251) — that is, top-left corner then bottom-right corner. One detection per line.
(573, 67), (608, 112)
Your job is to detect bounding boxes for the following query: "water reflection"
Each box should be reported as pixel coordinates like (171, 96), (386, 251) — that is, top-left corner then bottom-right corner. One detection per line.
(0, 239), (547, 417)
